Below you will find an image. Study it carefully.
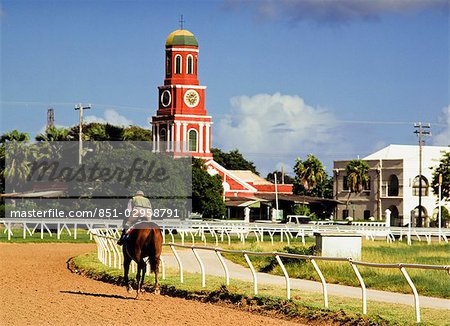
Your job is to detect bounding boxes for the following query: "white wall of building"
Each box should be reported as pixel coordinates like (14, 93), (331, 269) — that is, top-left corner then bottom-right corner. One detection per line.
(365, 145), (449, 226)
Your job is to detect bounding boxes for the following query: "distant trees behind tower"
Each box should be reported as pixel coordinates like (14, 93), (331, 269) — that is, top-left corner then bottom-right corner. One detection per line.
(211, 148), (258, 175)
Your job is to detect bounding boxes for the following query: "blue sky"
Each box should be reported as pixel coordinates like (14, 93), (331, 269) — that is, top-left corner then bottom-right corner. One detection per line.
(1, 0), (449, 175)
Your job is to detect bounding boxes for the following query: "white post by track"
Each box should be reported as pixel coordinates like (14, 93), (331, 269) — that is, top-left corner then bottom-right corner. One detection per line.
(275, 255), (291, 300)
(192, 248), (206, 287)
(160, 257), (166, 280)
(170, 245), (184, 283)
(311, 258), (328, 308)
(400, 266), (420, 323)
(244, 253), (258, 295)
(215, 250), (230, 286)
(350, 262), (367, 314)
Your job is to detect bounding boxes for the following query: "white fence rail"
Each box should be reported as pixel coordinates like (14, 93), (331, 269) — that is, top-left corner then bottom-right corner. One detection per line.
(90, 228), (449, 323)
(1, 218), (449, 245)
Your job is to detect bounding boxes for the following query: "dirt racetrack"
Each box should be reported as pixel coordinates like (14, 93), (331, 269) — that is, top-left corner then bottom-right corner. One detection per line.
(0, 243), (302, 326)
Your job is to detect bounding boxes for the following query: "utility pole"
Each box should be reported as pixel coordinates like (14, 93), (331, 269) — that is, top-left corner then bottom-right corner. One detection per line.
(74, 104), (92, 165)
(438, 171), (442, 242)
(274, 173), (279, 222)
(413, 122), (431, 226)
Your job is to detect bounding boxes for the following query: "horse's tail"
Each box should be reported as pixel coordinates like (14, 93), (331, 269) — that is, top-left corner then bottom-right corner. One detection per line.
(148, 228), (163, 273)
(149, 255), (158, 273)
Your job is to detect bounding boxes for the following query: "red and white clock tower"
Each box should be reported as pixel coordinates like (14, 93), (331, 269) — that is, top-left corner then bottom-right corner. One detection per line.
(152, 29), (213, 159)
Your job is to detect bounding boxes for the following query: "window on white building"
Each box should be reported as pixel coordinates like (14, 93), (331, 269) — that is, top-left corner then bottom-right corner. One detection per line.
(412, 175), (429, 196)
(388, 174), (399, 196)
(342, 209), (349, 218)
(343, 176), (349, 190)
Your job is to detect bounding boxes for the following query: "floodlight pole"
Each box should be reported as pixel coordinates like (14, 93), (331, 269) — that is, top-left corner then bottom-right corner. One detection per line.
(74, 104), (92, 165)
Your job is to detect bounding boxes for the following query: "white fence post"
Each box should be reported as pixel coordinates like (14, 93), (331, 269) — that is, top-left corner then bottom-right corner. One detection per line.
(275, 255), (291, 300)
(350, 262), (367, 315)
(192, 248), (206, 287)
(170, 245), (184, 283)
(215, 250), (230, 286)
(160, 256), (166, 280)
(244, 253), (258, 295)
(400, 266), (420, 323)
(311, 258), (328, 308)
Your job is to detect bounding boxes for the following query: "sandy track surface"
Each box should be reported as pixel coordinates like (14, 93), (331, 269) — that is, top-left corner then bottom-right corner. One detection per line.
(0, 243), (302, 326)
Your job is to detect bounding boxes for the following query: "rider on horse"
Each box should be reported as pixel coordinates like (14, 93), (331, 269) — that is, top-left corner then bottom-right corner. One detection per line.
(117, 190), (152, 245)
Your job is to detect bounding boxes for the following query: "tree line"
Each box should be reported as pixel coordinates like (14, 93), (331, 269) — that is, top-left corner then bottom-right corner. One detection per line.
(1, 125), (449, 220)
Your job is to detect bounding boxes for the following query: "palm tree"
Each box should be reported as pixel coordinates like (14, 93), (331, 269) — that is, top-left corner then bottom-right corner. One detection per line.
(294, 154), (326, 196)
(345, 159), (370, 211)
(1, 130), (32, 192)
(1, 130), (30, 142)
(35, 127), (70, 141)
(69, 123), (108, 141)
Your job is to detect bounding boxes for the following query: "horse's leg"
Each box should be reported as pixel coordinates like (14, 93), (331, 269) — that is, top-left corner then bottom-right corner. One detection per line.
(140, 261), (147, 293)
(154, 256), (160, 295)
(154, 229), (163, 295)
(123, 248), (133, 293)
(129, 242), (142, 299)
(135, 264), (141, 299)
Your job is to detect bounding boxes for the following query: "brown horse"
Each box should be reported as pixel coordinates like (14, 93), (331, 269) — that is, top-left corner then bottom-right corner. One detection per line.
(122, 222), (163, 298)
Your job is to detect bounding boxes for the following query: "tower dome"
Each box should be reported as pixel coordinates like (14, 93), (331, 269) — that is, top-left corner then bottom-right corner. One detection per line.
(165, 29), (198, 47)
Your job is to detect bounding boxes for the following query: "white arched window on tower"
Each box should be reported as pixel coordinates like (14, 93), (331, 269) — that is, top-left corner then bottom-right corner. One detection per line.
(175, 55), (182, 74)
(187, 54), (193, 74)
(166, 56), (172, 77)
(195, 56), (198, 74)
(188, 129), (198, 152)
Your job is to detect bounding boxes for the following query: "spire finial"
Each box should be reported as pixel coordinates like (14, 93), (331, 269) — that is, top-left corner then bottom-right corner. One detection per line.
(179, 14), (185, 30)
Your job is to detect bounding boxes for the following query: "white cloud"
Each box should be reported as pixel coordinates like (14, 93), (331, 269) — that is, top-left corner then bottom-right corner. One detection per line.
(228, 0), (448, 24)
(84, 109), (132, 126)
(214, 93), (341, 173)
(432, 105), (450, 146)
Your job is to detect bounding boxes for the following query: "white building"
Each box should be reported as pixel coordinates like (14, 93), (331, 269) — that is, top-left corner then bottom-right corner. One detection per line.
(333, 144), (449, 227)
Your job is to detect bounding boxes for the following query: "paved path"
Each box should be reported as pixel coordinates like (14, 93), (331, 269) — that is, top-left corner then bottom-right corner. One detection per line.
(161, 249), (450, 310)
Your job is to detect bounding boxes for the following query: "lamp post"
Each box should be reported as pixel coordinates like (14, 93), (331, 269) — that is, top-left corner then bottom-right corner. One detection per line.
(74, 104), (92, 165)
(408, 209), (413, 246)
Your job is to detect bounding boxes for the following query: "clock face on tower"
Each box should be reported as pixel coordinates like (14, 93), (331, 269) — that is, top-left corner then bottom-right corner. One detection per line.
(184, 89), (200, 108)
(161, 90), (171, 107)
